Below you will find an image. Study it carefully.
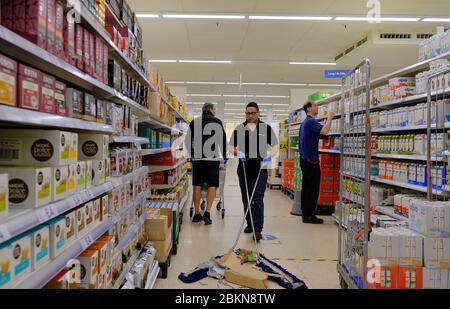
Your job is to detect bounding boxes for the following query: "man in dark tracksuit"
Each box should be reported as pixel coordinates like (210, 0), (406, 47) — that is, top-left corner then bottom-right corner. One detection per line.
(230, 102), (278, 242)
(186, 103), (227, 225)
(299, 101), (334, 224)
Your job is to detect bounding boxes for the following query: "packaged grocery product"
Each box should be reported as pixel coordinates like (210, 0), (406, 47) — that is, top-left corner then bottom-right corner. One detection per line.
(63, 210), (77, 244)
(0, 173), (8, 220)
(54, 81), (67, 116)
(78, 134), (109, 161)
(0, 54), (17, 107)
(51, 166), (68, 202)
(47, 217), (66, 259)
(30, 225), (50, 271)
(18, 64), (40, 110)
(39, 73), (56, 114)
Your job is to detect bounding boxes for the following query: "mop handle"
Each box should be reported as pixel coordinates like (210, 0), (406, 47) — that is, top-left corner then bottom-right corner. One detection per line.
(231, 161), (263, 257)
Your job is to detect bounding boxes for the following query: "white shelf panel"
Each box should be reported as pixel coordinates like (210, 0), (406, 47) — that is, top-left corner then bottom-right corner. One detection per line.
(319, 149), (340, 154)
(14, 218), (114, 289)
(112, 249), (141, 289)
(147, 159), (187, 173)
(375, 206), (408, 222)
(151, 170), (188, 190)
(370, 176), (444, 195)
(0, 182), (113, 243)
(111, 135), (149, 144)
(372, 153), (444, 162)
(0, 104), (114, 134)
(141, 148), (172, 156)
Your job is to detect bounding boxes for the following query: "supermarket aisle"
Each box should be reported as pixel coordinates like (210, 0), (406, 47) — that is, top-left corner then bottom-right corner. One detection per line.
(154, 159), (340, 289)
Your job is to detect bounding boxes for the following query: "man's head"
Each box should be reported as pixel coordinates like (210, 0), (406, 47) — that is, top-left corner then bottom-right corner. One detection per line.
(245, 102), (260, 123)
(303, 101), (318, 117)
(202, 102), (216, 116)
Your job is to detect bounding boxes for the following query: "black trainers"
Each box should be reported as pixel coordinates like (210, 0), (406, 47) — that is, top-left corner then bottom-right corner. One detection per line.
(192, 214), (203, 223)
(253, 232), (262, 242)
(302, 216), (324, 224)
(203, 211), (212, 225)
(244, 226), (253, 234)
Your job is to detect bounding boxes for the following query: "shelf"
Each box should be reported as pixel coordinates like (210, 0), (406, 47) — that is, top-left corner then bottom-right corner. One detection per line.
(112, 90), (151, 118)
(375, 206), (408, 222)
(141, 148), (172, 156)
(343, 171), (366, 181)
(372, 153), (444, 162)
(317, 50), (450, 106)
(319, 149), (340, 154)
(332, 213), (347, 229)
(111, 135), (149, 144)
(14, 218), (114, 289)
(370, 176), (444, 195)
(76, 1), (150, 88)
(112, 249), (141, 289)
(288, 121), (302, 126)
(110, 166), (148, 188)
(165, 100), (188, 123)
(342, 193), (365, 206)
(147, 159), (187, 173)
(145, 262), (160, 289)
(0, 182), (113, 243)
(112, 192), (146, 226)
(328, 132), (341, 136)
(140, 117), (183, 134)
(117, 214), (148, 251)
(373, 122), (450, 133)
(317, 114), (342, 122)
(0, 104), (114, 133)
(151, 170), (188, 190)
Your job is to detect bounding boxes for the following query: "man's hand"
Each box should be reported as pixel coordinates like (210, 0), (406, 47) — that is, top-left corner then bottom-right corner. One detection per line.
(238, 151), (246, 162)
(327, 110), (336, 119)
(262, 155), (272, 167)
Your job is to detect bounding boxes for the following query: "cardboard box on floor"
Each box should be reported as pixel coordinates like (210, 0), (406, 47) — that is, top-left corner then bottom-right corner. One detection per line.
(145, 208), (173, 262)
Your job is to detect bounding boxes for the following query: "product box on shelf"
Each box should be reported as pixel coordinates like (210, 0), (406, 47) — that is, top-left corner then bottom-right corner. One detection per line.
(46, 0), (56, 55)
(78, 249), (99, 286)
(409, 201), (450, 237)
(54, 81), (67, 116)
(86, 160), (93, 189)
(83, 93), (96, 122)
(0, 241), (13, 288)
(30, 224), (50, 271)
(76, 161), (86, 192)
(0, 54), (17, 107)
(69, 132), (78, 163)
(67, 163), (77, 196)
(90, 241), (107, 273)
(84, 201), (94, 230)
(369, 228), (400, 267)
(13, 0), (27, 33)
(94, 36), (103, 80)
(55, 2), (64, 59)
(89, 32), (95, 78)
(46, 217), (66, 259)
(423, 267), (449, 289)
(64, 16), (76, 66)
(76, 206), (86, 236)
(78, 134), (109, 161)
(398, 230), (424, 267)
(39, 73), (56, 114)
(101, 195), (108, 221)
(51, 166), (68, 202)
(96, 99), (105, 123)
(23, 0), (47, 49)
(66, 88), (84, 119)
(0, 167), (51, 209)
(398, 266), (423, 289)
(18, 64), (40, 111)
(368, 266), (399, 289)
(63, 210), (77, 244)
(83, 28), (91, 75)
(93, 198), (101, 223)
(143, 152), (177, 166)
(424, 238), (450, 268)
(9, 233), (32, 283)
(0, 173), (8, 220)
(103, 42), (108, 85)
(75, 24), (84, 70)
(92, 159), (105, 186)
(105, 157), (111, 181)
(105, 101), (113, 125)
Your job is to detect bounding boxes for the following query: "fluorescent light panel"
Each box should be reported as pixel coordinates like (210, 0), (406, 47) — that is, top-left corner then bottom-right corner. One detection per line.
(335, 17), (420, 22)
(422, 18), (450, 22)
(308, 83), (341, 87)
(149, 60), (177, 63)
(249, 15), (332, 21)
(186, 81), (226, 85)
(187, 94), (221, 97)
(136, 13), (159, 18)
(268, 83), (308, 86)
(179, 60), (232, 64)
(290, 62), (336, 66)
(163, 14), (246, 20)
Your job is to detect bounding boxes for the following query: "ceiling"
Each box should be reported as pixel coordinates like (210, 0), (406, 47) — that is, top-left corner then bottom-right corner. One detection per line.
(128, 0), (450, 121)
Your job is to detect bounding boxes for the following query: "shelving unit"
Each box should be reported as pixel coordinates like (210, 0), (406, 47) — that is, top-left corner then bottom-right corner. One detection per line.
(111, 136), (150, 144)
(370, 176), (444, 195)
(0, 182), (113, 243)
(372, 153), (444, 162)
(141, 148), (172, 156)
(140, 117), (183, 134)
(147, 159), (187, 173)
(111, 249), (141, 289)
(152, 170), (188, 190)
(375, 206), (408, 222)
(319, 149), (341, 154)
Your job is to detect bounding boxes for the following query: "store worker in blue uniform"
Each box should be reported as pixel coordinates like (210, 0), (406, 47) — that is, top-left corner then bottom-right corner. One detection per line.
(299, 101), (334, 224)
(230, 102), (279, 242)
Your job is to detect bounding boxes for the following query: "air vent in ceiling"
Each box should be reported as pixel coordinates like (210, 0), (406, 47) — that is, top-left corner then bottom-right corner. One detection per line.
(417, 34), (434, 39)
(335, 53), (344, 61)
(357, 36), (368, 47)
(345, 46), (355, 54)
(379, 33), (412, 39)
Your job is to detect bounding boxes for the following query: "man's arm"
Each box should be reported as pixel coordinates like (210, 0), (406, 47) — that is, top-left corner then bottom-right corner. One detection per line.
(320, 110), (335, 135)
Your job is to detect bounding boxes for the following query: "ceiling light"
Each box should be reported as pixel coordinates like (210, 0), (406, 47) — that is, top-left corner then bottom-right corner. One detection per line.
(308, 83), (341, 87)
(290, 62), (336, 66)
(222, 94), (251, 97)
(149, 60), (177, 63)
(162, 14), (246, 20)
(179, 60), (233, 64)
(166, 81), (186, 84)
(187, 94), (222, 97)
(335, 17), (420, 22)
(186, 82), (226, 85)
(254, 95), (288, 98)
(422, 18), (450, 22)
(267, 83), (308, 86)
(249, 15), (332, 21)
(136, 14), (159, 18)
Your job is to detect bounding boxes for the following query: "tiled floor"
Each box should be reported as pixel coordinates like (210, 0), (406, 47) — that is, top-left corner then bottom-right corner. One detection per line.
(154, 159), (341, 289)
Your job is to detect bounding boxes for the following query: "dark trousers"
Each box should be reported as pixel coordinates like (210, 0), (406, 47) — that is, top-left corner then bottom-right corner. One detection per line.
(300, 159), (321, 218)
(238, 171), (268, 232)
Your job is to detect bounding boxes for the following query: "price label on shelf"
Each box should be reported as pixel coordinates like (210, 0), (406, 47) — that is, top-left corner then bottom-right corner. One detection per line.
(81, 235), (95, 250)
(0, 225), (11, 243)
(36, 206), (57, 224)
(71, 194), (83, 205)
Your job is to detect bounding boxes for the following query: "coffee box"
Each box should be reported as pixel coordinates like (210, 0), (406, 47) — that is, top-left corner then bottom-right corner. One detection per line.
(54, 81), (67, 116)
(78, 134), (109, 161)
(105, 157), (110, 181)
(54, 2), (64, 59)
(75, 24), (84, 70)
(100, 194), (108, 221)
(92, 159), (105, 186)
(39, 73), (56, 114)
(18, 64), (40, 111)
(66, 88), (83, 119)
(0, 241), (13, 288)
(0, 173), (8, 220)
(96, 99), (105, 123)
(78, 249), (99, 285)
(93, 198), (101, 223)
(83, 28), (91, 74)
(76, 206), (86, 236)
(46, 0), (56, 55)
(0, 54), (17, 107)
(83, 93), (96, 122)
(67, 163), (77, 196)
(0, 167), (51, 209)
(64, 17), (76, 66)
(63, 210), (77, 244)
(69, 133), (78, 164)
(84, 201), (94, 230)
(47, 217), (66, 259)
(24, 0), (47, 49)
(30, 225), (50, 271)
(86, 160), (93, 189)
(51, 166), (68, 202)
(76, 161), (86, 192)
(9, 233), (32, 282)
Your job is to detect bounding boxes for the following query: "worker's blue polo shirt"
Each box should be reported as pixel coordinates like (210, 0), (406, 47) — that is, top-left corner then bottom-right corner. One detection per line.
(299, 116), (324, 161)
